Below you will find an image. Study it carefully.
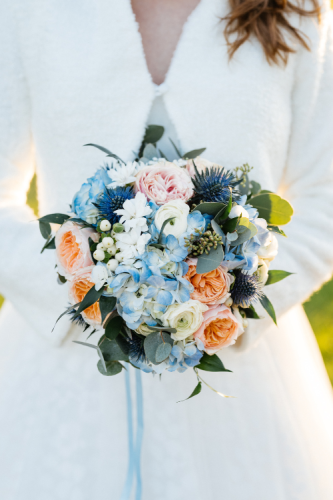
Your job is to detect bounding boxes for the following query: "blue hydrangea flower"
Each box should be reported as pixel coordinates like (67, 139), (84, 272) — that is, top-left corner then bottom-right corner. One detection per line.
(164, 235), (188, 262)
(179, 210), (206, 246)
(168, 341), (203, 373)
(145, 275), (177, 311)
(72, 168), (111, 224)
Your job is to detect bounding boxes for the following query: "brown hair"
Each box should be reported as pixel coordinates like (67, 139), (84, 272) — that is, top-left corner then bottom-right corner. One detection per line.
(223, 0), (321, 64)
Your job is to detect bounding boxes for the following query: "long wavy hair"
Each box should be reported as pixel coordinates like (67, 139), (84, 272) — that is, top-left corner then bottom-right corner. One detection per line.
(223, 0), (321, 64)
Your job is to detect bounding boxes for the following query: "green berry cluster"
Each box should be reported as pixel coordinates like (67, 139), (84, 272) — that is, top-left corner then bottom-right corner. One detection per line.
(184, 225), (223, 257)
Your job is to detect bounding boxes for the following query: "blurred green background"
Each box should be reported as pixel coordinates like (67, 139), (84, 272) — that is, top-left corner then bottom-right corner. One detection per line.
(0, 175), (332, 384)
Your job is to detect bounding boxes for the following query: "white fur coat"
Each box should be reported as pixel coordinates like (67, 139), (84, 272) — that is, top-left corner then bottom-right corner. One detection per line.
(0, 0), (333, 346)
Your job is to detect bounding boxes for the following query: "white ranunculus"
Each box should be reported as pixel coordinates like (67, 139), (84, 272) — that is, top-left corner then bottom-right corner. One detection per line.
(162, 300), (209, 341)
(256, 258), (269, 285)
(155, 200), (189, 238)
(257, 232), (278, 261)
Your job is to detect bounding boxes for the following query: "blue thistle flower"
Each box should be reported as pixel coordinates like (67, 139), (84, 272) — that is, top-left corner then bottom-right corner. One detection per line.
(192, 164), (240, 204)
(67, 308), (90, 330)
(95, 186), (133, 224)
(231, 271), (263, 308)
(127, 333), (146, 362)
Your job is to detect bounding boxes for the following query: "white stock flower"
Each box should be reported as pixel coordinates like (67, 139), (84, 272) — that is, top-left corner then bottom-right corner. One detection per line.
(114, 192), (152, 232)
(257, 232), (278, 261)
(155, 199), (189, 238)
(115, 227), (151, 258)
(107, 161), (145, 188)
(162, 300), (209, 341)
(91, 263), (109, 291)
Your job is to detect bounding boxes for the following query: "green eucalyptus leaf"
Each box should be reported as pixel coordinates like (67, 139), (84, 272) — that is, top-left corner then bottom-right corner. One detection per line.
(194, 202), (227, 217)
(197, 353), (232, 372)
(116, 334), (131, 356)
(97, 360), (123, 376)
(72, 286), (103, 320)
(265, 270), (293, 286)
(241, 305), (260, 319)
(39, 220), (52, 239)
(267, 225), (287, 237)
(214, 195), (232, 223)
(250, 180), (261, 196)
(99, 296), (117, 324)
(259, 294), (277, 325)
(144, 125), (164, 144)
(84, 143), (125, 164)
(145, 325), (177, 334)
(104, 314), (123, 340)
(155, 342), (172, 363)
(169, 138), (182, 157)
(142, 143), (158, 160)
(41, 236), (56, 253)
(144, 331), (173, 365)
(177, 382), (202, 403)
(249, 194), (293, 225)
(196, 245), (224, 274)
(158, 217), (175, 244)
(222, 214), (241, 234)
(98, 335), (129, 362)
(211, 220), (225, 239)
(231, 221), (257, 246)
(38, 213), (70, 225)
(182, 148), (206, 160)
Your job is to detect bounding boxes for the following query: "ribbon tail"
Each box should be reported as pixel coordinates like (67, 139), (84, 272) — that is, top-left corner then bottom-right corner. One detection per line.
(134, 369), (144, 500)
(120, 367), (135, 500)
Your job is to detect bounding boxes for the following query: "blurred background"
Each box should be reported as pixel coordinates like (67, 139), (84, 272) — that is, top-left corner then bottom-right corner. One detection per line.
(0, 174), (332, 383)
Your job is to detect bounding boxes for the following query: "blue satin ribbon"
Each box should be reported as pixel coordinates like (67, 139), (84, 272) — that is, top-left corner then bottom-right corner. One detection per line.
(120, 367), (144, 500)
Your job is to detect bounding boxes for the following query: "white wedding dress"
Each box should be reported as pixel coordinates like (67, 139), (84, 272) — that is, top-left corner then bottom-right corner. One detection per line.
(0, 91), (333, 500)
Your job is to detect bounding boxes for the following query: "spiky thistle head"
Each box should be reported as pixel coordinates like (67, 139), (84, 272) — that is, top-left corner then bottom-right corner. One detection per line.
(67, 307), (90, 329)
(95, 186), (133, 224)
(231, 271), (263, 308)
(192, 164), (240, 204)
(128, 332), (146, 362)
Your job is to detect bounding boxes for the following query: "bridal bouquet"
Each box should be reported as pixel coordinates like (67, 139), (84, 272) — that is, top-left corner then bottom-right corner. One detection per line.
(38, 126), (293, 399)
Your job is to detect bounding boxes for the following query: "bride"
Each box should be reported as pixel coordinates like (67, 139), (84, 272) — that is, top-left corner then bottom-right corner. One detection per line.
(0, 0), (333, 498)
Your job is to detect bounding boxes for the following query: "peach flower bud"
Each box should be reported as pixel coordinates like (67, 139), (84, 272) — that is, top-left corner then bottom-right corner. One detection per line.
(184, 258), (234, 305)
(135, 161), (193, 205)
(193, 304), (244, 354)
(68, 266), (102, 327)
(55, 221), (97, 278)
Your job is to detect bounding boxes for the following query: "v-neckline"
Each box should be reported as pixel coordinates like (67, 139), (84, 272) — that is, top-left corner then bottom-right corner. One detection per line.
(128, 0), (206, 87)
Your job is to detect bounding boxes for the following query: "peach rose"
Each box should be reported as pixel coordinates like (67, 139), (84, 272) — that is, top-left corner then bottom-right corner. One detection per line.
(184, 258), (234, 305)
(194, 305), (244, 354)
(55, 221), (98, 278)
(186, 157), (216, 178)
(135, 161), (193, 205)
(68, 266), (102, 327)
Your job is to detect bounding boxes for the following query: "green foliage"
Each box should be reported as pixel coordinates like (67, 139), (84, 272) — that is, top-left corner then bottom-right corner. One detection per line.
(197, 352), (232, 372)
(144, 331), (173, 364)
(177, 382), (202, 403)
(104, 314), (123, 340)
(182, 148), (206, 160)
(196, 245), (224, 274)
(265, 270), (293, 286)
(250, 193), (293, 225)
(84, 143), (125, 164)
(259, 294), (277, 325)
(99, 296), (117, 324)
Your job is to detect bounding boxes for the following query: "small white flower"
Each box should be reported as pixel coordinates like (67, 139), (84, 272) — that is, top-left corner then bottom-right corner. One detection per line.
(107, 161), (145, 188)
(102, 237), (114, 248)
(97, 242), (106, 250)
(115, 226), (150, 258)
(114, 192), (152, 232)
(91, 263), (109, 290)
(107, 244), (117, 256)
(257, 233), (278, 261)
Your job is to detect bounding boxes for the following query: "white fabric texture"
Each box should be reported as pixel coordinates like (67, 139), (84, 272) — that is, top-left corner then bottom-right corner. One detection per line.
(0, 0), (333, 498)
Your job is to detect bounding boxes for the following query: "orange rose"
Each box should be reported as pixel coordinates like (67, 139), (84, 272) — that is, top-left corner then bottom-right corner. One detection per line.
(184, 258), (234, 305)
(193, 305), (244, 354)
(68, 266), (102, 327)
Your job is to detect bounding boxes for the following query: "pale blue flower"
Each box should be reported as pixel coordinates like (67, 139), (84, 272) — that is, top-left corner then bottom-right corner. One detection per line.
(167, 341), (203, 373)
(72, 168), (111, 224)
(164, 234), (188, 262)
